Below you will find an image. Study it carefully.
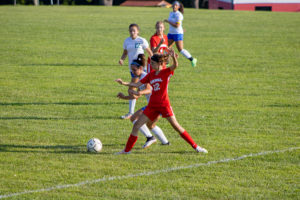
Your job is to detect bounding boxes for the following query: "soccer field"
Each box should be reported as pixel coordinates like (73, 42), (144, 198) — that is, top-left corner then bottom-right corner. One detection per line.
(0, 6), (299, 199)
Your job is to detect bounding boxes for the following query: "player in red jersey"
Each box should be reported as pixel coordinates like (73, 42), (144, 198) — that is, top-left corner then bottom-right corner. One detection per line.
(147, 21), (169, 73)
(115, 49), (208, 154)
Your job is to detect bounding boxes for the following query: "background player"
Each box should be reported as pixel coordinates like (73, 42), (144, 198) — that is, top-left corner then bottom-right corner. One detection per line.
(119, 24), (153, 119)
(147, 21), (169, 73)
(164, 1), (197, 67)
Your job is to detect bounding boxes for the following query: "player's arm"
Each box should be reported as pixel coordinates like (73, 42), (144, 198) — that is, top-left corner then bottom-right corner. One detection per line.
(117, 92), (141, 100)
(129, 83), (152, 97)
(118, 84), (151, 100)
(145, 47), (153, 57)
(117, 92), (135, 100)
(164, 19), (180, 28)
(115, 79), (143, 88)
(152, 38), (165, 54)
(119, 49), (128, 65)
(169, 49), (178, 71)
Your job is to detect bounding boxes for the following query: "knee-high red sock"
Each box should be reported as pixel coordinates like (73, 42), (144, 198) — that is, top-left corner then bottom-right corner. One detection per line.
(124, 134), (138, 152)
(180, 130), (197, 149)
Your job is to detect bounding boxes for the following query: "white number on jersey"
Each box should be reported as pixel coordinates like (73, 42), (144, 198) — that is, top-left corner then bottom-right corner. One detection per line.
(153, 83), (160, 91)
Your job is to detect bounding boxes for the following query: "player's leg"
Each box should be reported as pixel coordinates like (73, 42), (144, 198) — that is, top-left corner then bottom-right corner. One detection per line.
(167, 33), (175, 48)
(130, 108), (153, 139)
(121, 75), (139, 119)
(175, 39), (197, 67)
(132, 107), (156, 149)
(131, 107), (156, 149)
(168, 39), (175, 48)
(147, 116), (169, 145)
(166, 116), (207, 153)
(118, 114), (150, 154)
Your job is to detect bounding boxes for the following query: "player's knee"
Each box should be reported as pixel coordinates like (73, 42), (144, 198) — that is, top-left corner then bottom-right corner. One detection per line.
(171, 122), (184, 133)
(146, 121), (155, 129)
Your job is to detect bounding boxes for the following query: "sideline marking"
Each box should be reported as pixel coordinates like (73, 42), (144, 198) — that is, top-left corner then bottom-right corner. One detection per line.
(0, 147), (299, 199)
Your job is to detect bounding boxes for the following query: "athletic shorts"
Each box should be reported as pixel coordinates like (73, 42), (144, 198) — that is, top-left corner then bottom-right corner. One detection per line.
(143, 105), (174, 121)
(167, 33), (183, 41)
(141, 106), (147, 111)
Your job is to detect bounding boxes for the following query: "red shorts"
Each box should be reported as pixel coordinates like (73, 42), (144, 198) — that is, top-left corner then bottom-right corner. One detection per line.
(143, 105), (174, 121)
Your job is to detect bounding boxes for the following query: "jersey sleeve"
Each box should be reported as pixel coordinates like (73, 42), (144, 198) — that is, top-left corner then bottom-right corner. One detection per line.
(142, 38), (149, 49)
(166, 67), (175, 75)
(175, 13), (183, 24)
(150, 36), (156, 48)
(123, 39), (127, 50)
(140, 72), (150, 84)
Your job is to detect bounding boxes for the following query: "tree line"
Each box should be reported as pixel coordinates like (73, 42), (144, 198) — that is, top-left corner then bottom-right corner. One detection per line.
(0, 0), (208, 8)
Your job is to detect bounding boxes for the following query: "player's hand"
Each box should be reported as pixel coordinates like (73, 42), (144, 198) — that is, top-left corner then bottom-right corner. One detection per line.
(169, 48), (175, 57)
(117, 92), (126, 99)
(119, 59), (124, 66)
(164, 19), (169, 23)
(159, 37), (165, 44)
(115, 79), (123, 85)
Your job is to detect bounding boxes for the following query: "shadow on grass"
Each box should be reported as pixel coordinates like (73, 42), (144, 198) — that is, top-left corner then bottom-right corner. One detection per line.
(0, 102), (127, 106)
(21, 63), (117, 67)
(0, 144), (120, 154)
(0, 116), (120, 120)
(133, 150), (197, 155)
(0, 144), (198, 155)
(266, 103), (299, 108)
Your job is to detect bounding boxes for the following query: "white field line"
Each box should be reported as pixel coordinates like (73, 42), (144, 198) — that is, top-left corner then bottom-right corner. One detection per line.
(0, 147), (299, 199)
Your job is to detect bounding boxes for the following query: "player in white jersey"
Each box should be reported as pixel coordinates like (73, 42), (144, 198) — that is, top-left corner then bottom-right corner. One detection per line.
(164, 1), (197, 67)
(117, 54), (169, 148)
(119, 24), (153, 120)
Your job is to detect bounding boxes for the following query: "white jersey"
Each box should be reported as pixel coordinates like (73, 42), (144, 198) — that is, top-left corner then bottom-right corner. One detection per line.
(123, 36), (149, 71)
(139, 71), (151, 102)
(168, 11), (184, 34)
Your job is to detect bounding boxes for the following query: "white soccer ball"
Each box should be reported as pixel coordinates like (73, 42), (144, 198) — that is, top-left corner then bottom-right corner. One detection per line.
(87, 138), (102, 153)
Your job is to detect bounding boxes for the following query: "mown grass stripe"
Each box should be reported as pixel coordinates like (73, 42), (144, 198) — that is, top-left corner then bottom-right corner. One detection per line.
(1, 147), (298, 199)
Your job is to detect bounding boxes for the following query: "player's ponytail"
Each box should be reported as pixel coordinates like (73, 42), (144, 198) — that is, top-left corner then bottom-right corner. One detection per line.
(131, 54), (145, 68)
(179, 2), (184, 14)
(137, 54), (146, 67)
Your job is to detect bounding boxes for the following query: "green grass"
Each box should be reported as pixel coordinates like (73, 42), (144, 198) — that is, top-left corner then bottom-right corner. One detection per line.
(0, 6), (299, 199)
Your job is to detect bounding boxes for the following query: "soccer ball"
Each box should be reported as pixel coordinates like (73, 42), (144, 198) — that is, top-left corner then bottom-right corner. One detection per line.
(87, 138), (102, 153)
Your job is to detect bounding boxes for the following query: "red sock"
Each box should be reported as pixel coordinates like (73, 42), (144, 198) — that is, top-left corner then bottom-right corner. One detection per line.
(124, 134), (138, 152)
(180, 130), (197, 149)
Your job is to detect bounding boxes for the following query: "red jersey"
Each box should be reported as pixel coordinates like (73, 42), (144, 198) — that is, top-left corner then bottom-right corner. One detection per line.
(150, 33), (168, 54)
(147, 33), (169, 73)
(140, 68), (174, 107)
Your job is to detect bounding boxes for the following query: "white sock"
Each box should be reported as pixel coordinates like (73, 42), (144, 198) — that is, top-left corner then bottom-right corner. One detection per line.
(180, 49), (192, 60)
(151, 126), (168, 144)
(129, 99), (136, 114)
(133, 120), (152, 138)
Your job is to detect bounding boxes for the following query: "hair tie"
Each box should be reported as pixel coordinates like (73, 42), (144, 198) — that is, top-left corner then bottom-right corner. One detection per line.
(131, 61), (141, 67)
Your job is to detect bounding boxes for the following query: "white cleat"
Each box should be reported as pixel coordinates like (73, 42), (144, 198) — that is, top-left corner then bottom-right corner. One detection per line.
(115, 150), (131, 155)
(120, 113), (132, 120)
(195, 146), (208, 154)
(142, 136), (157, 149)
